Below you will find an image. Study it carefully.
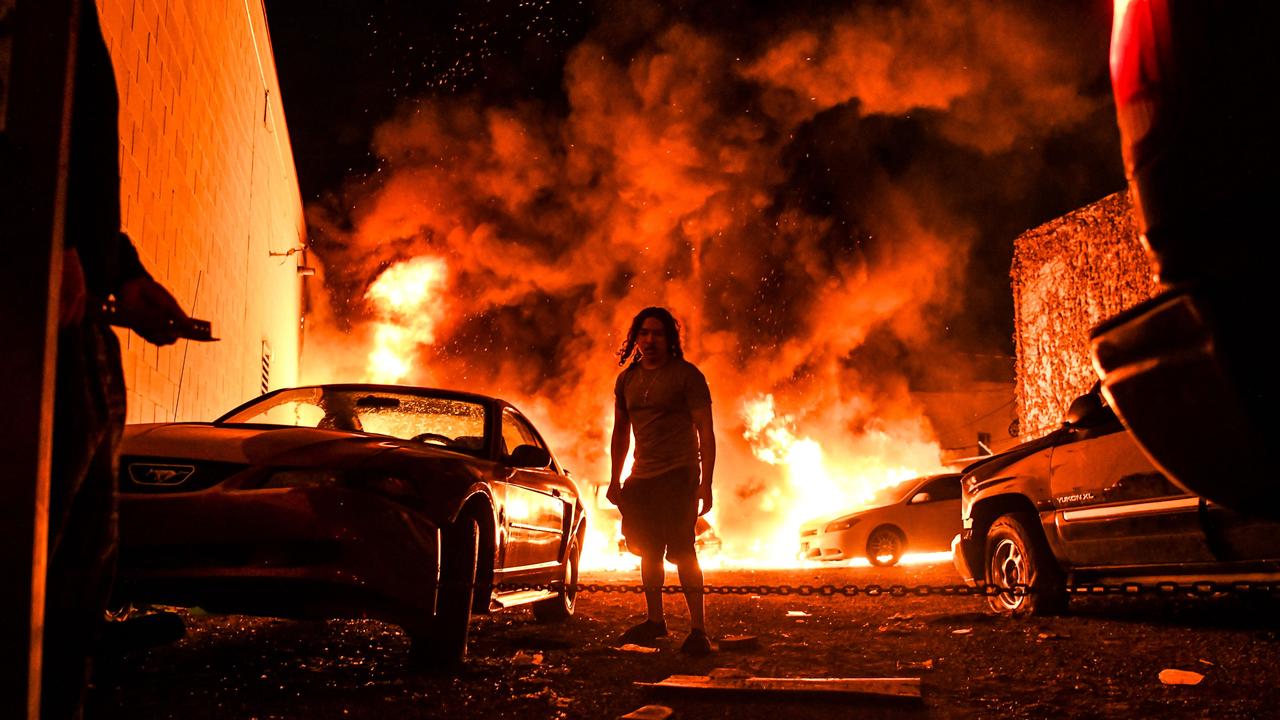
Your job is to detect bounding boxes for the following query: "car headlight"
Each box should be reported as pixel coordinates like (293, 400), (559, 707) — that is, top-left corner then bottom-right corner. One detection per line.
(261, 469), (417, 503)
(261, 469), (342, 488)
(824, 516), (860, 533)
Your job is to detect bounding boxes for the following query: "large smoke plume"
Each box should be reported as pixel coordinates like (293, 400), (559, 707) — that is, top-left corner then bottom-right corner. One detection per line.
(302, 0), (1116, 557)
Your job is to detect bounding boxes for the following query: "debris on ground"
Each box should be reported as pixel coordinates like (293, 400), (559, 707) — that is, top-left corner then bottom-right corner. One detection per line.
(785, 610), (811, 618)
(718, 635), (760, 650)
(896, 659), (934, 671)
(1159, 669), (1205, 686)
(619, 705), (673, 720)
(617, 644), (661, 654)
(951, 628), (972, 636)
(512, 650), (543, 666)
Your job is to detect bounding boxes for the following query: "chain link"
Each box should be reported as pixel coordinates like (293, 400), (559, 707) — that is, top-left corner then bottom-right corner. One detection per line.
(488, 580), (1280, 597)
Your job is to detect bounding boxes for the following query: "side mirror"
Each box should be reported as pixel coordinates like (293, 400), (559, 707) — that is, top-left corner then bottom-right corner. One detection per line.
(909, 492), (932, 505)
(509, 444), (551, 468)
(1065, 391), (1105, 427)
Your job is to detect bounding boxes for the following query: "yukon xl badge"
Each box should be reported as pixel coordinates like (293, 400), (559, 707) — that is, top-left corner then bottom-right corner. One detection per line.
(1055, 491), (1095, 507)
(129, 463), (196, 486)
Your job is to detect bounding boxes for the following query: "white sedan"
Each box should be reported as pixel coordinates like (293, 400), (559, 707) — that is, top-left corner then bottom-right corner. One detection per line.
(799, 473), (962, 566)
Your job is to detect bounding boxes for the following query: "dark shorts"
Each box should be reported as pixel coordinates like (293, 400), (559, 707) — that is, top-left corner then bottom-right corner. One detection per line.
(619, 465), (699, 561)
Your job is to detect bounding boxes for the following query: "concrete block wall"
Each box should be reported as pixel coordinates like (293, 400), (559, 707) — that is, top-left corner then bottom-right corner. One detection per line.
(1011, 191), (1158, 438)
(96, 0), (304, 423)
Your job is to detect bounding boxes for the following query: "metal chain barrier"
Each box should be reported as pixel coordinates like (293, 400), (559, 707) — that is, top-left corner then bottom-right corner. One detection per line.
(487, 580), (1280, 598)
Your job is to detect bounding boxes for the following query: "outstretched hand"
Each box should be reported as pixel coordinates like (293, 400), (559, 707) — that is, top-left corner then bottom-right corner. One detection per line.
(117, 277), (188, 346)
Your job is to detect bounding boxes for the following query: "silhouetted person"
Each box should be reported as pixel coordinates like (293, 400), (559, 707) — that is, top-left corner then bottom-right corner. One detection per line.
(607, 307), (716, 655)
(318, 389), (363, 431)
(45, 2), (188, 717)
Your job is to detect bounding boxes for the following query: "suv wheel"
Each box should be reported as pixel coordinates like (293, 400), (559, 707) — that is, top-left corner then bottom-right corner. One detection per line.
(984, 512), (1066, 616)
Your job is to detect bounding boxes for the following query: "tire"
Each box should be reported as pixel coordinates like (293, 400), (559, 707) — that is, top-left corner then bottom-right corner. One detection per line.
(866, 526), (905, 567)
(532, 539), (580, 622)
(411, 515), (479, 667)
(984, 512), (1067, 616)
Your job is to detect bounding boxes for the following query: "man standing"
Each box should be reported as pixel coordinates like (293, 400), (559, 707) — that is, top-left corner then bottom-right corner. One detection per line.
(607, 307), (716, 655)
(45, 3), (189, 717)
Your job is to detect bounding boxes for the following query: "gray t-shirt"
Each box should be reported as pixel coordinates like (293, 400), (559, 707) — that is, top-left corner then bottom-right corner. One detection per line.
(615, 358), (712, 478)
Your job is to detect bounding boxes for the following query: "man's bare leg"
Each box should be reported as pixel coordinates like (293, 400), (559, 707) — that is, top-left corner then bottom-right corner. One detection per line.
(676, 554), (705, 631)
(640, 555), (666, 623)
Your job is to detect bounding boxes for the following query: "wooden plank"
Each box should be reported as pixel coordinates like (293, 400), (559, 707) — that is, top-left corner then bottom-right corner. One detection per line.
(637, 674), (922, 700)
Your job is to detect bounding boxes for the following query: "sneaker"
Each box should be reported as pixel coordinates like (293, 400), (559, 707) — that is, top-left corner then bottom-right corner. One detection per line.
(680, 628), (713, 655)
(619, 619), (668, 644)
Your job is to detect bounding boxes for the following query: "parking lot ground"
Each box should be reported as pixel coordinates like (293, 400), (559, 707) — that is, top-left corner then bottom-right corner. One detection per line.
(92, 562), (1280, 719)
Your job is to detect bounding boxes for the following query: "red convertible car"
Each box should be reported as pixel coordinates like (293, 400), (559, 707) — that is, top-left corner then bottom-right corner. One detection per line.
(115, 384), (586, 665)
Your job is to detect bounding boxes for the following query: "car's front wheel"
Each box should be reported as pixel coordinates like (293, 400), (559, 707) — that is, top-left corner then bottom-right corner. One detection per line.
(532, 537), (580, 622)
(866, 526), (905, 567)
(984, 512), (1066, 616)
(411, 515), (479, 667)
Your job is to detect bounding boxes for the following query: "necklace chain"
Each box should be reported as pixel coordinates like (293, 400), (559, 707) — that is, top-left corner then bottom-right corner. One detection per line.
(640, 367), (658, 403)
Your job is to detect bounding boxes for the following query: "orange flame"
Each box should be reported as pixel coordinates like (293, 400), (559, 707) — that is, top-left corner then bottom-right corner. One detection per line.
(735, 394), (944, 566)
(364, 257), (448, 383)
(301, 0), (1104, 573)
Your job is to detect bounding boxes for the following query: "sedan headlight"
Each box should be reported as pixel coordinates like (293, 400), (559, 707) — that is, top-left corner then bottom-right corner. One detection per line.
(261, 469), (417, 504)
(823, 516), (860, 533)
(261, 469), (342, 488)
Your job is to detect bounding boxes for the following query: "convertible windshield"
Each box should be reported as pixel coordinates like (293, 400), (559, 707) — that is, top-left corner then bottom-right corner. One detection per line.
(219, 387), (489, 454)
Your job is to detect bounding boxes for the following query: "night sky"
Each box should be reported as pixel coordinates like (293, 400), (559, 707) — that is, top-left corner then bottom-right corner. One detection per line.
(266, 0), (596, 200)
(263, 0), (1124, 360)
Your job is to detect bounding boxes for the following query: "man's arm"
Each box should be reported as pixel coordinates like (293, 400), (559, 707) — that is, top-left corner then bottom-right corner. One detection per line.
(691, 405), (716, 516)
(110, 233), (189, 346)
(607, 402), (631, 506)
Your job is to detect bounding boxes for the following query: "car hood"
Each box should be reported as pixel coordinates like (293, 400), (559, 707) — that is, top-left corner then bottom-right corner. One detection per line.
(962, 426), (1068, 481)
(123, 423), (474, 470)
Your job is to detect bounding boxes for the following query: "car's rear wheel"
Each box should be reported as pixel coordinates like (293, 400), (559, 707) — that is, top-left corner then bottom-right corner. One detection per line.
(866, 526), (905, 567)
(984, 512), (1066, 616)
(411, 515), (479, 667)
(532, 538), (580, 622)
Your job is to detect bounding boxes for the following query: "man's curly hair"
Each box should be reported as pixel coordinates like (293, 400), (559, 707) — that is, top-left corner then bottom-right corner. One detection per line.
(617, 307), (684, 366)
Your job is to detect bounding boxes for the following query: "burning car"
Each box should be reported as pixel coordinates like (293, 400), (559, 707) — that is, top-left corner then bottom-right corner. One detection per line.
(952, 385), (1280, 615)
(114, 384), (586, 665)
(799, 473), (962, 566)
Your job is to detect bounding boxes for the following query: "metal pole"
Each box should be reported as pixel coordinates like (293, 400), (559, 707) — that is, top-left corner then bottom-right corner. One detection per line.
(0, 0), (78, 717)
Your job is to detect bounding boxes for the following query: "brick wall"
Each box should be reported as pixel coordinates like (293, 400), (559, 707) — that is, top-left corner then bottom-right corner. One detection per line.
(1011, 192), (1158, 437)
(96, 0), (304, 423)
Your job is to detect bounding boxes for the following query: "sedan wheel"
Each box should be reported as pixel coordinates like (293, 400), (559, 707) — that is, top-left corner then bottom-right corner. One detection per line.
(984, 512), (1066, 616)
(411, 515), (479, 667)
(866, 527), (905, 567)
(532, 538), (580, 622)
